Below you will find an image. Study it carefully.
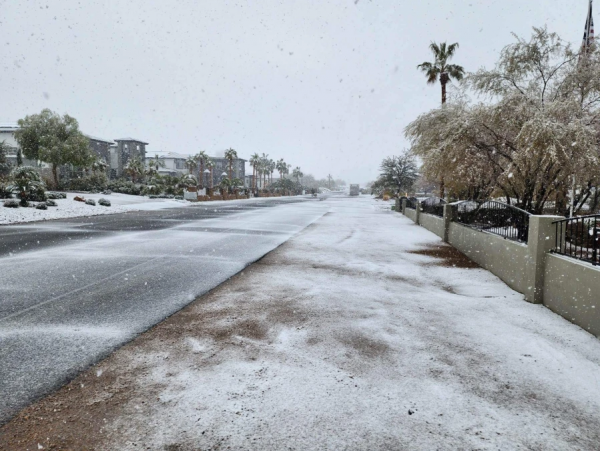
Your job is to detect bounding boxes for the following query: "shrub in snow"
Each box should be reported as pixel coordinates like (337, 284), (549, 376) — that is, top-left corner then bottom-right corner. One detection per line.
(9, 166), (45, 206)
(98, 198), (111, 207)
(47, 192), (67, 199)
(3, 199), (19, 208)
(102, 190), (112, 195)
(175, 195), (183, 200)
(35, 203), (48, 210)
(45, 199), (57, 206)
(85, 199), (96, 206)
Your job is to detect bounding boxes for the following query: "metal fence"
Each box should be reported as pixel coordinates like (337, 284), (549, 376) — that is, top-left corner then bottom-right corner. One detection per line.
(406, 197), (417, 210)
(455, 200), (531, 243)
(552, 215), (599, 266)
(420, 196), (446, 217)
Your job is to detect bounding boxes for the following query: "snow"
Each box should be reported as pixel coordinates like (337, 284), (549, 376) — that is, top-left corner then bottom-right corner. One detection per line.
(90, 196), (600, 450)
(0, 192), (189, 225)
(0, 193), (311, 225)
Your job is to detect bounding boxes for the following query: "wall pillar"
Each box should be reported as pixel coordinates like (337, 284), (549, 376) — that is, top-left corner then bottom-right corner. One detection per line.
(525, 215), (563, 304)
(442, 204), (457, 243)
(395, 198), (401, 213)
(415, 201), (421, 225)
(401, 198), (407, 215)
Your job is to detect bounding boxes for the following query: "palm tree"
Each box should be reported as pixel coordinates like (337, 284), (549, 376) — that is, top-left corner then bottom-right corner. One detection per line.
(124, 157), (145, 183)
(292, 166), (303, 184)
(185, 156), (197, 175)
(260, 153), (269, 188)
(276, 159), (287, 180)
(268, 159), (275, 185)
(205, 158), (215, 191)
(417, 42), (464, 105)
(250, 152), (260, 191)
(417, 41), (464, 198)
(146, 154), (165, 178)
(224, 148), (238, 180)
(195, 151), (209, 189)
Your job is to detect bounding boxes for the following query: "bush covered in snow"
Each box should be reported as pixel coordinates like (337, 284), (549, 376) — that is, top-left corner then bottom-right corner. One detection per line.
(35, 202), (48, 210)
(9, 166), (46, 206)
(3, 199), (19, 208)
(98, 198), (111, 207)
(66, 173), (108, 192)
(47, 192), (64, 199)
(45, 199), (57, 207)
(85, 199), (96, 206)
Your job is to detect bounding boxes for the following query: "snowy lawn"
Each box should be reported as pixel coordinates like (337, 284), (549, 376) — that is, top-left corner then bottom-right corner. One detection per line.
(0, 193), (307, 225)
(0, 192), (189, 225)
(2, 197), (600, 450)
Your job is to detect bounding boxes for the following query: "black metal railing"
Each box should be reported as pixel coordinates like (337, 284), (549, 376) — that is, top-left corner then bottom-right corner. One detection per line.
(553, 215), (599, 266)
(406, 197), (417, 210)
(455, 200), (531, 243)
(420, 196), (446, 217)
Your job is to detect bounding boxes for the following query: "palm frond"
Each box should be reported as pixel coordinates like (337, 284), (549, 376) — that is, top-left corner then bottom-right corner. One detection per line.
(446, 64), (465, 81)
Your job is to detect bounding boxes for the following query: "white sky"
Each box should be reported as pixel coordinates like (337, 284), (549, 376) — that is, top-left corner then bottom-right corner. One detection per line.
(0, 0), (592, 183)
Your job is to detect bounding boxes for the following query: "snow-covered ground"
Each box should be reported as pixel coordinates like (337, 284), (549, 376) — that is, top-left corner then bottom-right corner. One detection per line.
(0, 193), (189, 225)
(0, 193), (309, 225)
(2, 196), (600, 450)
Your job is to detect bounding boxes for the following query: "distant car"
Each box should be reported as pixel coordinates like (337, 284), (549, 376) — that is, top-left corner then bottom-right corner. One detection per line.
(349, 184), (360, 196)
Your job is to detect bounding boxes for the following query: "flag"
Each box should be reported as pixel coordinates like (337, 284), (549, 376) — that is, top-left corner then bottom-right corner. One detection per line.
(582, 0), (595, 52)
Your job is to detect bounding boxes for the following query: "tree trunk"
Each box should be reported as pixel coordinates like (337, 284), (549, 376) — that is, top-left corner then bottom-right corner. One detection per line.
(199, 160), (204, 189)
(52, 164), (59, 188)
(439, 176), (445, 200)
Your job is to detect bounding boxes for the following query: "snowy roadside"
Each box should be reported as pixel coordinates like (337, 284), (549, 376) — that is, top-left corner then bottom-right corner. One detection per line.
(2, 197), (600, 450)
(0, 193), (309, 225)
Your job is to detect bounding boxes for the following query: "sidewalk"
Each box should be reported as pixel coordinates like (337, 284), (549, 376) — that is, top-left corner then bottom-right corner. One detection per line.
(2, 197), (600, 450)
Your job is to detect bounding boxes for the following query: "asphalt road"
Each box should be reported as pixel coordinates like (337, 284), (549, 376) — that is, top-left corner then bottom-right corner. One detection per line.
(0, 197), (326, 424)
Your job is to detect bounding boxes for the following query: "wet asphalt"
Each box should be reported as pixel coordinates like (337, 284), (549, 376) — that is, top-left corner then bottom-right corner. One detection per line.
(0, 197), (325, 424)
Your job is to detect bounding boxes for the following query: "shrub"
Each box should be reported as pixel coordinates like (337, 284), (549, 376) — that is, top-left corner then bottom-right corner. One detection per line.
(46, 199), (57, 206)
(98, 198), (111, 207)
(9, 166), (45, 206)
(47, 192), (66, 199)
(66, 173), (108, 192)
(85, 199), (96, 206)
(3, 199), (19, 208)
(35, 203), (48, 210)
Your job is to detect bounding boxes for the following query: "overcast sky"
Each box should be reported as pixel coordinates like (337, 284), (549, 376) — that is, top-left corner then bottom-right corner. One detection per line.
(0, 0), (592, 183)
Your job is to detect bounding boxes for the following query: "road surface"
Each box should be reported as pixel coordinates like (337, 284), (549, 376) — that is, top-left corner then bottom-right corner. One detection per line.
(0, 197), (326, 424)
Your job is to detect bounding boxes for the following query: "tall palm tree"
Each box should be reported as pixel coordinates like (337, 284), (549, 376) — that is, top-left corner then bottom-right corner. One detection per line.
(205, 158), (215, 190)
(417, 41), (464, 198)
(185, 156), (197, 175)
(292, 166), (303, 184)
(417, 42), (464, 104)
(250, 152), (260, 191)
(276, 158), (287, 180)
(260, 153), (269, 188)
(268, 159), (275, 185)
(195, 151), (209, 189)
(224, 148), (238, 180)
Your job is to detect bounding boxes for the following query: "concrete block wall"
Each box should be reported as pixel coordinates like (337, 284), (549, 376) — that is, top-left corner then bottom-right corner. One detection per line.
(398, 202), (600, 339)
(418, 212), (445, 239)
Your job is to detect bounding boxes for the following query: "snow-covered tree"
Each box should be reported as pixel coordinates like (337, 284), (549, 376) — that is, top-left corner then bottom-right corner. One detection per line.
(372, 153), (419, 196)
(406, 27), (600, 214)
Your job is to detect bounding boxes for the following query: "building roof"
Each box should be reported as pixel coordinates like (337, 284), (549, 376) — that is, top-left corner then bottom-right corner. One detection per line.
(0, 124), (19, 132)
(114, 138), (149, 145)
(84, 134), (113, 144)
